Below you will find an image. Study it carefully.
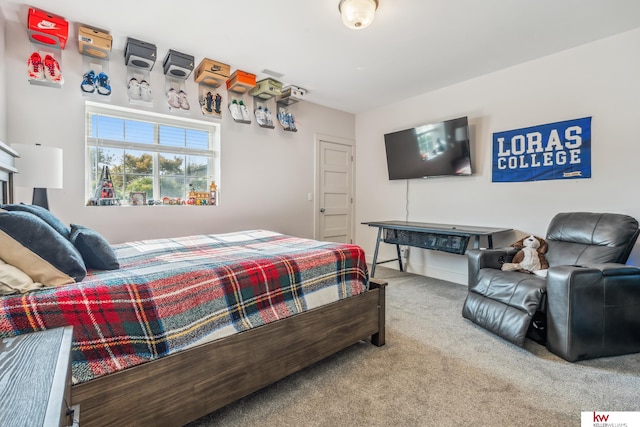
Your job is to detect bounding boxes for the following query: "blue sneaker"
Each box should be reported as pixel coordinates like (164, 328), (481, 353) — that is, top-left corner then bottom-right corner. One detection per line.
(81, 70), (96, 93)
(96, 72), (111, 96)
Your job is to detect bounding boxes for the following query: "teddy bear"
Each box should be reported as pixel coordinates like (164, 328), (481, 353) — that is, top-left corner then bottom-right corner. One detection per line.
(501, 235), (549, 274)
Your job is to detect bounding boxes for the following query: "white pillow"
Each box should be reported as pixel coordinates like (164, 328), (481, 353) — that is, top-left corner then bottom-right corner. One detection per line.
(0, 258), (45, 295)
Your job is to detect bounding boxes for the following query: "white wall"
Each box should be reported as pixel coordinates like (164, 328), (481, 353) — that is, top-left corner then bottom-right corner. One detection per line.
(5, 20), (355, 243)
(355, 28), (640, 284)
(0, 11), (7, 141)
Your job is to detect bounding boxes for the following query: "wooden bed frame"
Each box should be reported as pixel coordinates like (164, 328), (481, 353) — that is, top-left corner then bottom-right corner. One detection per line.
(72, 279), (386, 426)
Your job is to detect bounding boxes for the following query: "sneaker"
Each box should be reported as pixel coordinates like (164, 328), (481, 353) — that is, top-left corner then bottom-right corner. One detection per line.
(81, 70), (96, 93)
(178, 90), (190, 110)
(255, 105), (267, 126)
(264, 107), (273, 127)
(238, 100), (250, 121)
(96, 72), (111, 96)
(28, 52), (44, 80)
(166, 88), (181, 109)
(288, 112), (297, 131)
(43, 54), (63, 84)
(202, 91), (214, 114)
(127, 77), (141, 100)
(214, 93), (222, 114)
(278, 108), (289, 129)
(140, 80), (152, 102)
(229, 99), (243, 121)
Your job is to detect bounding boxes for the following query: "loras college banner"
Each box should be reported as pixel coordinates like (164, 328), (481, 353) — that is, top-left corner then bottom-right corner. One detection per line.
(492, 117), (592, 182)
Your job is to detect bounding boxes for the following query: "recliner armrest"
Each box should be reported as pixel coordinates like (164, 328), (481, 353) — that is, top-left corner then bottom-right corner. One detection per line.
(546, 263), (640, 361)
(467, 247), (518, 286)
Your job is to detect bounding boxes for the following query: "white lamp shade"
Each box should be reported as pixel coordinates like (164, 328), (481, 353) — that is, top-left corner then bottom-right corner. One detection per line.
(12, 144), (63, 189)
(339, 0), (378, 30)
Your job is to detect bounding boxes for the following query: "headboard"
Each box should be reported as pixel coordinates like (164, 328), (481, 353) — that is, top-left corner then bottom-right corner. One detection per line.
(0, 141), (19, 204)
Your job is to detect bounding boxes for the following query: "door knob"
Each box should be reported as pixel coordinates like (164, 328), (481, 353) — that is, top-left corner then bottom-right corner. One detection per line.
(320, 208), (325, 213)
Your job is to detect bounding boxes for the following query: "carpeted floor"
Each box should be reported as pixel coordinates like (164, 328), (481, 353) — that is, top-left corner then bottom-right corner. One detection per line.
(186, 267), (640, 427)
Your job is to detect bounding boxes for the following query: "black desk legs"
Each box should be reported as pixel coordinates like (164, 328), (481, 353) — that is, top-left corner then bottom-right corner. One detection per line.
(395, 244), (404, 272)
(371, 227), (382, 277)
(370, 227), (403, 278)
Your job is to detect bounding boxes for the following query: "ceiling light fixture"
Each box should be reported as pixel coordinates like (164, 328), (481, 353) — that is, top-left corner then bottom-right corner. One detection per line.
(338, 0), (378, 30)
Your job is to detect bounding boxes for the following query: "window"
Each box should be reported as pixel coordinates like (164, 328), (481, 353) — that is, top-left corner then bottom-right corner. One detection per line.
(85, 102), (220, 206)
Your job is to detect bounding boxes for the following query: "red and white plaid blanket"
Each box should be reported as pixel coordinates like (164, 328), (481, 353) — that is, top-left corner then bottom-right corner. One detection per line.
(0, 230), (369, 384)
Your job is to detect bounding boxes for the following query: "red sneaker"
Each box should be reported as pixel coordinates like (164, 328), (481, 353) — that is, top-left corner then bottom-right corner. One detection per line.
(44, 54), (64, 84)
(28, 52), (44, 80)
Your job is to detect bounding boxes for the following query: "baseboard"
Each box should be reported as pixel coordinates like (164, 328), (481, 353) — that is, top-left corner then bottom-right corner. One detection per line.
(366, 253), (467, 285)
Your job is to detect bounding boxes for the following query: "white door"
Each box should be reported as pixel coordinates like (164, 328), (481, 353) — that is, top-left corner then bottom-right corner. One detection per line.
(316, 137), (354, 243)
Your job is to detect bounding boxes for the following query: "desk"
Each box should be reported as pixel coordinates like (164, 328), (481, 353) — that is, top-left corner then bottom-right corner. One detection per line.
(363, 220), (512, 277)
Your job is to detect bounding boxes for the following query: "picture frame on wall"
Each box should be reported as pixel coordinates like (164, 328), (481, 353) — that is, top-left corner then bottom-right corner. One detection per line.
(129, 191), (147, 206)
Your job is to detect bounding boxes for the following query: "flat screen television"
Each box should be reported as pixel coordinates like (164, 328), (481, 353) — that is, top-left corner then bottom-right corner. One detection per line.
(384, 116), (472, 180)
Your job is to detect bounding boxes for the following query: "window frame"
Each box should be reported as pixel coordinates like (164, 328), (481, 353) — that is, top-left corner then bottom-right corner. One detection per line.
(84, 101), (221, 205)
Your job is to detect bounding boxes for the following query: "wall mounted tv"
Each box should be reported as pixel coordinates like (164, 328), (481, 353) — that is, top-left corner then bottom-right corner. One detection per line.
(384, 116), (472, 180)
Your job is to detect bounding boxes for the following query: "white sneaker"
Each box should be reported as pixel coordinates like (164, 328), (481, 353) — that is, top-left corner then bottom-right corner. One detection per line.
(140, 80), (153, 102)
(255, 106), (267, 126)
(44, 54), (64, 84)
(28, 52), (44, 80)
(264, 107), (273, 126)
(166, 88), (181, 109)
(239, 100), (250, 121)
(229, 99), (243, 121)
(178, 90), (190, 110)
(127, 78), (141, 100)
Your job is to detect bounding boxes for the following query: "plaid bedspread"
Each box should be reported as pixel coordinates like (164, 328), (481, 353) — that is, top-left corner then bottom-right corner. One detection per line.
(0, 230), (369, 384)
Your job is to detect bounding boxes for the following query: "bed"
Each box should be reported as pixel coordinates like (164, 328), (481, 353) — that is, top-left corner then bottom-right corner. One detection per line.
(0, 224), (386, 427)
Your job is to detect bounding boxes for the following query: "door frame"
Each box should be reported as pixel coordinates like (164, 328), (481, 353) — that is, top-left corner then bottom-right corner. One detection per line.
(313, 133), (356, 242)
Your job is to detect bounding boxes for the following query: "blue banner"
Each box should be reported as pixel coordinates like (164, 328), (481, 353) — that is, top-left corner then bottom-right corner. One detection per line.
(492, 117), (591, 182)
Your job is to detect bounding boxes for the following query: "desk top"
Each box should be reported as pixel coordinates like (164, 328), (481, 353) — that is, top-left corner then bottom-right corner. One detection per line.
(362, 220), (512, 236)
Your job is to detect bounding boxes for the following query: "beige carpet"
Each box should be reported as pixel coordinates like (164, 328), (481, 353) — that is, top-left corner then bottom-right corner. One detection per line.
(187, 267), (640, 427)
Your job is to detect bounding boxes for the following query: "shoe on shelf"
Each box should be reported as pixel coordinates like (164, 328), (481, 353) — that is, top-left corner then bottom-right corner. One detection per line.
(140, 80), (152, 102)
(214, 93), (222, 114)
(178, 90), (190, 110)
(96, 72), (111, 96)
(28, 52), (44, 80)
(278, 108), (289, 130)
(255, 105), (267, 126)
(238, 100), (250, 121)
(288, 112), (297, 131)
(202, 91), (214, 114)
(264, 107), (273, 127)
(229, 99), (243, 121)
(127, 77), (141, 100)
(43, 54), (63, 84)
(81, 70), (96, 93)
(166, 88), (181, 109)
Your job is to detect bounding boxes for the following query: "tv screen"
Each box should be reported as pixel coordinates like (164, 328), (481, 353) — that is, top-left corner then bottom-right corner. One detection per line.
(384, 116), (472, 180)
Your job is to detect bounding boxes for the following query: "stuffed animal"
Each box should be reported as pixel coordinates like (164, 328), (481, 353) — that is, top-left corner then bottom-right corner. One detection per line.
(501, 235), (549, 274)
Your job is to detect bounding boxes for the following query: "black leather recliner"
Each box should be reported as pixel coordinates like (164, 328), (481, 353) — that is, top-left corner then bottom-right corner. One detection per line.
(462, 212), (640, 361)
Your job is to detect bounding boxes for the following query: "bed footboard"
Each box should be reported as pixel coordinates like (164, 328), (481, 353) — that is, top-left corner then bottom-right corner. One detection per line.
(72, 280), (386, 427)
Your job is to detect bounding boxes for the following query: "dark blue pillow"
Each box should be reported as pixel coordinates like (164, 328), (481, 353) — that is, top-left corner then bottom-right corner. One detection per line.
(0, 203), (70, 239)
(0, 211), (86, 286)
(70, 224), (120, 270)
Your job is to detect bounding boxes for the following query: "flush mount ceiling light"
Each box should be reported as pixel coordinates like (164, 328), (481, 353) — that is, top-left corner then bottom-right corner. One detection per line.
(339, 0), (379, 30)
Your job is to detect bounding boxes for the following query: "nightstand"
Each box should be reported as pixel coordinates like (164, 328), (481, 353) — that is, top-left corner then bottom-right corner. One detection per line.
(0, 326), (76, 426)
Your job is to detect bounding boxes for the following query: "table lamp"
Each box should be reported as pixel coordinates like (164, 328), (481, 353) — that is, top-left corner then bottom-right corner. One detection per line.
(12, 143), (63, 210)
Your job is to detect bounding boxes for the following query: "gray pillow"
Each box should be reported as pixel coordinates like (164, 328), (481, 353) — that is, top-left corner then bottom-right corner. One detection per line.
(0, 211), (86, 286)
(70, 224), (120, 270)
